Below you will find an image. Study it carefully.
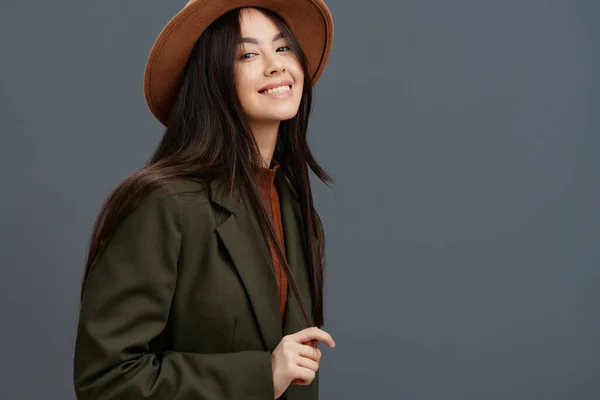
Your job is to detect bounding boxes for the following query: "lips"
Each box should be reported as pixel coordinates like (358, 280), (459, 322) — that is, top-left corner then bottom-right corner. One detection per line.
(258, 79), (293, 94)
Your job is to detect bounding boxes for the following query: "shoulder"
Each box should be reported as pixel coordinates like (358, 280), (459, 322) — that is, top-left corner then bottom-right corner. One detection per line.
(103, 178), (217, 252)
(120, 178), (213, 229)
(139, 178), (211, 209)
(151, 178), (209, 201)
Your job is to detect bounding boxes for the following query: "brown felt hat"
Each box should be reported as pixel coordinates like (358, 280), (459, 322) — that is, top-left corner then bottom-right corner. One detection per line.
(143, 0), (334, 126)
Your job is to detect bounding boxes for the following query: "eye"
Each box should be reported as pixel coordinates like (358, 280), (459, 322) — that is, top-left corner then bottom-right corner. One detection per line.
(242, 52), (257, 59)
(276, 46), (290, 52)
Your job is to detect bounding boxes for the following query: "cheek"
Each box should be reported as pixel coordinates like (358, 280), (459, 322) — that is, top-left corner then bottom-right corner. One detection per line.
(290, 62), (305, 91)
(234, 67), (252, 99)
(233, 73), (245, 100)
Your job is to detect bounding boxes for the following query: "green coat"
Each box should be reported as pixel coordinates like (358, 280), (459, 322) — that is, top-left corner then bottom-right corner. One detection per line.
(73, 172), (319, 400)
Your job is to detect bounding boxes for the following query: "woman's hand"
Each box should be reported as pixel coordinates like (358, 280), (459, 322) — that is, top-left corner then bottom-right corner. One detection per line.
(270, 327), (335, 399)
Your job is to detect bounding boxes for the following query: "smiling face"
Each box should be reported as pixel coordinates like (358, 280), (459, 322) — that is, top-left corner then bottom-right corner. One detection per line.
(234, 8), (304, 130)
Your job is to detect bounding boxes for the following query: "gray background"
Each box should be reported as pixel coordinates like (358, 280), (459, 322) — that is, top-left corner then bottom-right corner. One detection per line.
(1, 0), (598, 399)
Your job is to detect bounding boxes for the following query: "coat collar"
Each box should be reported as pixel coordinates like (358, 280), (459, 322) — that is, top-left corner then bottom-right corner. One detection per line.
(209, 170), (312, 351)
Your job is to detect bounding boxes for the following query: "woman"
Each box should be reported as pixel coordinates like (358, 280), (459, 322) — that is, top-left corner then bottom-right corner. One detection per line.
(73, 1), (336, 399)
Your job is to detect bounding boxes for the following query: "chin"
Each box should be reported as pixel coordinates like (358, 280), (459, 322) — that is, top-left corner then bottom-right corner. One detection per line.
(269, 106), (301, 121)
(272, 112), (299, 121)
(245, 103), (301, 124)
(251, 109), (298, 122)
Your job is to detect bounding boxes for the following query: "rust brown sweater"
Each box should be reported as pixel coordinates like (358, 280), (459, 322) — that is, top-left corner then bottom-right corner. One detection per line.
(256, 161), (288, 318)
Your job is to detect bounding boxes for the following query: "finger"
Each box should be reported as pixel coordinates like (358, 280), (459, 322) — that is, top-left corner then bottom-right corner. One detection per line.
(292, 365), (316, 384)
(292, 327), (335, 348)
(296, 355), (319, 372)
(292, 378), (310, 386)
(298, 343), (321, 362)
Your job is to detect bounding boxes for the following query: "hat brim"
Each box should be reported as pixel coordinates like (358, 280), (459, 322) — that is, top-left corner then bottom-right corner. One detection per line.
(144, 0), (334, 126)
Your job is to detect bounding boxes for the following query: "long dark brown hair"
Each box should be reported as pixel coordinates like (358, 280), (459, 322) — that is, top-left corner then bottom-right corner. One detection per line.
(80, 7), (332, 328)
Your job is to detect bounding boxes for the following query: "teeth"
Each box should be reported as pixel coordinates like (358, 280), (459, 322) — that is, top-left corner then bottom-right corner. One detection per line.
(261, 85), (290, 95)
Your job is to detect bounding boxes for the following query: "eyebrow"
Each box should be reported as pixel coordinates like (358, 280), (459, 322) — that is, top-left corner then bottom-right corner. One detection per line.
(238, 32), (285, 44)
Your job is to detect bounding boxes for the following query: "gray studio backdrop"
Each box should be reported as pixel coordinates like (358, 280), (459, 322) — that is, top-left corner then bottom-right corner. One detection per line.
(1, 0), (598, 399)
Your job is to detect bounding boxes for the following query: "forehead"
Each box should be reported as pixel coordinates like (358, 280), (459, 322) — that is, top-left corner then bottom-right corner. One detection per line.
(238, 8), (280, 37)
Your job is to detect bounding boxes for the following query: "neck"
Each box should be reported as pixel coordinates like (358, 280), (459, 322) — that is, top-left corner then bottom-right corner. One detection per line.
(249, 120), (280, 168)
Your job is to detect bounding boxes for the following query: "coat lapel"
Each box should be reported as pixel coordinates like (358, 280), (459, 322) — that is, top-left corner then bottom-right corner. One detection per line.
(208, 173), (314, 352)
(275, 172), (314, 335)
(210, 180), (283, 352)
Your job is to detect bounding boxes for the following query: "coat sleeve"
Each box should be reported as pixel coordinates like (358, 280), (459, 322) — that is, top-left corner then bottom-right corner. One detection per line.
(73, 188), (275, 400)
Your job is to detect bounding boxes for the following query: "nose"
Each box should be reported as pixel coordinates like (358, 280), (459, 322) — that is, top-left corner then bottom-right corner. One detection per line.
(264, 52), (285, 76)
